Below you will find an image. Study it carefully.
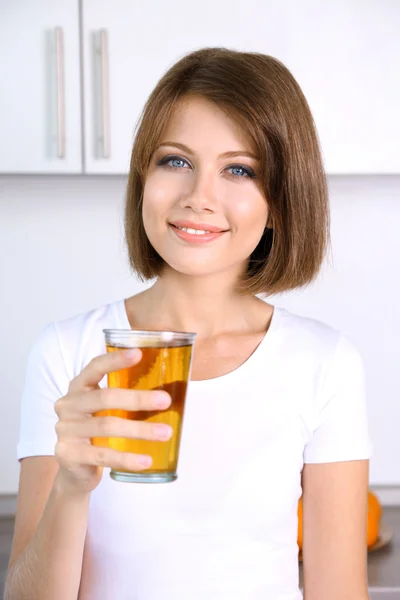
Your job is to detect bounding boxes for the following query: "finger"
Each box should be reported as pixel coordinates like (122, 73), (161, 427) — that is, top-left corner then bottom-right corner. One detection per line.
(56, 416), (173, 442)
(56, 441), (153, 472)
(55, 387), (171, 418)
(69, 348), (143, 393)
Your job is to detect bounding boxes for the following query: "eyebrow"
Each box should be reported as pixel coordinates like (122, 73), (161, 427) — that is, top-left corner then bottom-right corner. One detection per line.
(156, 141), (260, 161)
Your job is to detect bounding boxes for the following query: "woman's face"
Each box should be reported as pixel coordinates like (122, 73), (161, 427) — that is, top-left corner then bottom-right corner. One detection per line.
(142, 95), (269, 279)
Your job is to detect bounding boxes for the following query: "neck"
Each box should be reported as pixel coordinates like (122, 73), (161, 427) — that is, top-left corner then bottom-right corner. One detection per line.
(129, 267), (265, 339)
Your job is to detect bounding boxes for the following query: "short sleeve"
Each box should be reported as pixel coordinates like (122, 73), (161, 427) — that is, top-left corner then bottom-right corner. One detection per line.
(303, 334), (373, 464)
(17, 322), (70, 460)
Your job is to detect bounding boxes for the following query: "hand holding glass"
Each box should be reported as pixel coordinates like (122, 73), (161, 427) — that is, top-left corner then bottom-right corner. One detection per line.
(91, 329), (196, 483)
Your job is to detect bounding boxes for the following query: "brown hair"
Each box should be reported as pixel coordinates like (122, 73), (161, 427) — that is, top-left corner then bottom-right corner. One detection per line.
(125, 47), (329, 296)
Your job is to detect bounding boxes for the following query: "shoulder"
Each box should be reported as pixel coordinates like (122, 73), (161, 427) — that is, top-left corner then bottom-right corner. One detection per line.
(274, 306), (363, 377)
(275, 306), (341, 353)
(54, 298), (123, 339)
(273, 308), (369, 449)
(32, 299), (124, 380)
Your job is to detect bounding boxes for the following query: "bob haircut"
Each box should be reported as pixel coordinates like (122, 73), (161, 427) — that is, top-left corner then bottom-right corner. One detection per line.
(125, 47), (329, 296)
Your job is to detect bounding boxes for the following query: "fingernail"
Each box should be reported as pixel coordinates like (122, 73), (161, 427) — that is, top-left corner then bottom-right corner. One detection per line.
(138, 456), (152, 468)
(124, 349), (140, 359)
(154, 424), (173, 440)
(153, 392), (171, 409)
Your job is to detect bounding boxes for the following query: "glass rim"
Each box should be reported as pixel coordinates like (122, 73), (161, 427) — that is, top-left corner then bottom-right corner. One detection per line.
(103, 328), (197, 340)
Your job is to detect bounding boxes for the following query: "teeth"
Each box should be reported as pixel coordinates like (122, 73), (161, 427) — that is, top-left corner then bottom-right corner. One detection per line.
(177, 226), (211, 235)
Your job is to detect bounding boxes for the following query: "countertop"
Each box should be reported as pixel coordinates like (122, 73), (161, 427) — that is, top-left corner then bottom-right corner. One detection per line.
(1, 508), (400, 598)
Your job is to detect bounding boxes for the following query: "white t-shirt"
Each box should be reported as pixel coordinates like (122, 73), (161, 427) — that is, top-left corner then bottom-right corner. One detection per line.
(17, 299), (373, 600)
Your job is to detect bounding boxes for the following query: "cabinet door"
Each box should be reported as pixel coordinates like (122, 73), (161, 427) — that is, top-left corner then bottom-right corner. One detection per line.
(0, 1), (82, 173)
(286, 0), (400, 174)
(82, 0), (291, 174)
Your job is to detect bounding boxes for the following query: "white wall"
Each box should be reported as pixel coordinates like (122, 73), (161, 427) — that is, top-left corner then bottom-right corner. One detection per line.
(0, 175), (399, 493)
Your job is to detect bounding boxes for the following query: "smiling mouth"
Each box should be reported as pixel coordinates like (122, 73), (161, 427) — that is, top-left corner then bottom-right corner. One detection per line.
(169, 223), (228, 235)
(168, 223), (228, 243)
(172, 225), (213, 236)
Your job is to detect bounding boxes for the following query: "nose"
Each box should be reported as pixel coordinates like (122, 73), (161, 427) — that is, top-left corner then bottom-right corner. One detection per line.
(179, 170), (218, 214)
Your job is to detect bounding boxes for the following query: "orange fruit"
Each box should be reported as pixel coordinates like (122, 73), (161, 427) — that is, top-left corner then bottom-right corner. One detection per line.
(367, 510), (380, 547)
(297, 497), (303, 549)
(367, 490), (382, 548)
(368, 491), (382, 520)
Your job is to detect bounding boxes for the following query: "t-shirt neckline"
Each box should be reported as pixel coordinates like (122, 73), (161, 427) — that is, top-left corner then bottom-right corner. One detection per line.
(114, 297), (284, 386)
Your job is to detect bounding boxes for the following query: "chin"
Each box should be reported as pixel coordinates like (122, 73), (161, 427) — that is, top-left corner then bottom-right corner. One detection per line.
(165, 260), (219, 277)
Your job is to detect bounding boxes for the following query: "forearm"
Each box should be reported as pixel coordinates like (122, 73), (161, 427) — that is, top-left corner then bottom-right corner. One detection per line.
(303, 590), (369, 600)
(4, 471), (91, 600)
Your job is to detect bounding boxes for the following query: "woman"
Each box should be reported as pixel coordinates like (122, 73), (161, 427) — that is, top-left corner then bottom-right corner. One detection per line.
(6, 48), (372, 600)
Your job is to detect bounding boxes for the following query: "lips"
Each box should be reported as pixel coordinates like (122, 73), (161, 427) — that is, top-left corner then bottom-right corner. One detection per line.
(168, 222), (227, 244)
(169, 220), (228, 233)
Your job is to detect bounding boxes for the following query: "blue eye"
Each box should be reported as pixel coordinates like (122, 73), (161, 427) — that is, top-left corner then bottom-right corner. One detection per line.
(157, 155), (190, 169)
(227, 165), (255, 178)
(169, 158), (188, 168)
(156, 155), (256, 179)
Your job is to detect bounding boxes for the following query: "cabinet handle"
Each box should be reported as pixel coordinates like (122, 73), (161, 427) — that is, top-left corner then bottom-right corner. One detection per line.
(54, 27), (65, 159)
(99, 29), (111, 159)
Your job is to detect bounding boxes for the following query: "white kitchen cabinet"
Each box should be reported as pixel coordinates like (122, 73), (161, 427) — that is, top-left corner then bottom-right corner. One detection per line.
(286, 0), (400, 174)
(2, 1), (399, 175)
(82, 0), (400, 175)
(0, 1), (82, 173)
(81, 0), (291, 174)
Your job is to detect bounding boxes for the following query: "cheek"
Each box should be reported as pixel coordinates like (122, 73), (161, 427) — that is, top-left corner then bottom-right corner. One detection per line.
(142, 171), (186, 225)
(142, 177), (170, 226)
(230, 190), (269, 229)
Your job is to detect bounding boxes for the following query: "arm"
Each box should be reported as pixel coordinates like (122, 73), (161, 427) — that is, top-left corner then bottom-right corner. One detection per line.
(7, 338), (167, 600)
(4, 459), (90, 600)
(301, 459), (370, 600)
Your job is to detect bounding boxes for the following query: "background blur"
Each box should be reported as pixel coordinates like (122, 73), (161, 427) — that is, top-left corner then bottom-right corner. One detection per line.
(0, 1), (399, 505)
